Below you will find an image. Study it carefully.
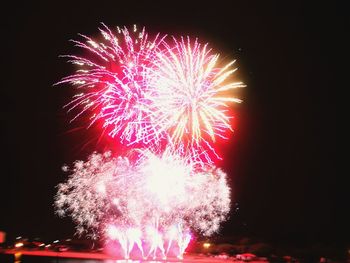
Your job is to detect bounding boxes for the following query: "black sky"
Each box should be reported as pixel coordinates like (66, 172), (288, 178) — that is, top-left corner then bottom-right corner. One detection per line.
(1, 1), (343, 248)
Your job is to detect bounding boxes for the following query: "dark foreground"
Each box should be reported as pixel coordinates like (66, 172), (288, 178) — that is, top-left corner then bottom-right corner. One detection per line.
(0, 250), (268, 263)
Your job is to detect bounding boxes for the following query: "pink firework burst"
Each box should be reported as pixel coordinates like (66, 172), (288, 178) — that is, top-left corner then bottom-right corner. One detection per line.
(56, 24), (166, 146)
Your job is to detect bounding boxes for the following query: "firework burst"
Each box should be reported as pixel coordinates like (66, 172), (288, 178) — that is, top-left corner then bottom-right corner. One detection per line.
(56, 24), (166, 146)
(55, 24), (244, 259)
(147, 36), (244, 162)
(57, 25), (243, 162)
(55, 151), (230, 258)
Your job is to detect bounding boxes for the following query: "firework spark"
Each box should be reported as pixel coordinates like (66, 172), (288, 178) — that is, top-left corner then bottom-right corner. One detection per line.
(55, 151), (230, 258)
(56, 24), (243, 259)
(147, 37), (244, 162)
(56, 24), (166, 146)
(57, 25), (243, 162)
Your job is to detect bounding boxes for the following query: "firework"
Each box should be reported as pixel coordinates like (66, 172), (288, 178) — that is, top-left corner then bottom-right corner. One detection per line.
(56, 24), (166, 146)
(148, 37), (244, 162)
(55, 24), (243, 259)
(57, 25), (243, 162)
(55, 151), (230, 258)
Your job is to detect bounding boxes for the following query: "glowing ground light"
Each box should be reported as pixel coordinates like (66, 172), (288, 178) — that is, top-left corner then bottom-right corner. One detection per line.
(14, 242), (24, 248)
(203, 242), (211, 249)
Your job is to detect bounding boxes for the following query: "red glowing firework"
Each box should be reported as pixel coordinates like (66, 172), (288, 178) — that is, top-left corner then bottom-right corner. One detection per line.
(58, 25), (243, 162)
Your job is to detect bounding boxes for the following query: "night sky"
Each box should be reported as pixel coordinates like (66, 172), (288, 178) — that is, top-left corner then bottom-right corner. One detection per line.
(1, 1), (343, 249)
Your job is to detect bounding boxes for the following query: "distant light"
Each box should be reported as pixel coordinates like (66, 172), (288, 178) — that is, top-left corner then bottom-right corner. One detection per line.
(66, 239), (71, 241)
(53, 240), (59, 243)
(14, 252), (22, 260)
(203, 242), (211, 249)
(45, 244), (51, 248)
(39, 243), (45, 247)
(16, 236), (22, 240)
(15, 242), (24, 248)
